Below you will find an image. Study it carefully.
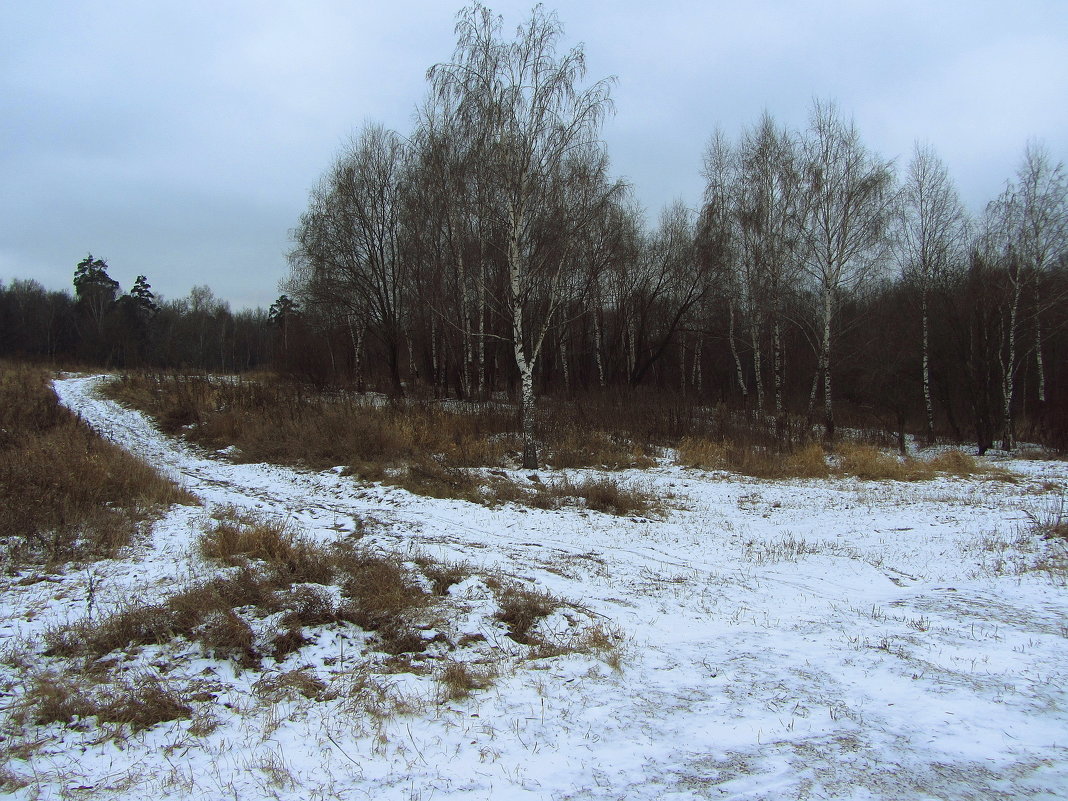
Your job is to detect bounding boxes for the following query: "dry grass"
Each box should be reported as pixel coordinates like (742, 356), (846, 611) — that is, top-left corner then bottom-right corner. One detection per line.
(22, 670), (191, 730)
(28, 514), (467, 735)
(436, 660), (495, 701)
(46, 513), (432, 670)
(0, 363), (195, 568)
(103, 372), (660, 475)
(200, 506), (334, 584)
(103, 372), (516, 469)
(494, 583), (561, 645)
(677, 438), (829, 479)
(555, 475), (660, 516)
(835, 444), (1009, 482)
(1027, 495), (1068, 541)
(253, 669), (329, 702)
(529, 622), (627, 670)
(678, 435), (1012, 483)
(543, 426), (656, 470)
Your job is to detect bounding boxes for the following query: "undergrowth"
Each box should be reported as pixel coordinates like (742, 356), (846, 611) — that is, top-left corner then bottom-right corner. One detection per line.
(103, 373), (667, 513)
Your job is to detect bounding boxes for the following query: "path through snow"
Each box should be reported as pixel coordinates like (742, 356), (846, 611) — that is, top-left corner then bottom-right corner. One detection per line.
(2, 374), (1065, 800)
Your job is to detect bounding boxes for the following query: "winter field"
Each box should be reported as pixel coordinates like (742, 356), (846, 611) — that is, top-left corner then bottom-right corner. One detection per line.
(2, 373), (1066, 800)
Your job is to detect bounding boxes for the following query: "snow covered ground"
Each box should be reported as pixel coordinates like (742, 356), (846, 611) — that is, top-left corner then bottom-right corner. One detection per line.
(2, 373), (1066, 800)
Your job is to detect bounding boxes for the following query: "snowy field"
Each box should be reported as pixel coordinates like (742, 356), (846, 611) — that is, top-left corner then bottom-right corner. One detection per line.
(2, 373), (1066, 800)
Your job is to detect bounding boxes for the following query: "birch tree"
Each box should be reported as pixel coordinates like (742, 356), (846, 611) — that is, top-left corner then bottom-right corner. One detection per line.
(895, 142), (969, 445)
(700, 130), (747, 401)
(1011, 142), (1067, 409)
(429, 3), (617, 468)
(736, 112), (806, 429)
(799, 101), (896, 440)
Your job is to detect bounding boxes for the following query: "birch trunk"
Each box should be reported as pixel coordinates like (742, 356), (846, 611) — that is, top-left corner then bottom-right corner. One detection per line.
(1001, 270), (1022, 450)
(821, 287), (835, 441)
(679, 331), (687, 392)
(477, 253), (487, 400)
(593, 308), (606, 388)
(1035, 271), (1046, 404)
(347, 315), (365, 392)
(729, 300), (748, 400)
(509, 203), (539, 470)
(692, 334), (703, 393)
(921, 289), (935, 445)
(560, 331), (571, 393)
(773, 318), (785, 441)
(750, 319), (764, 411)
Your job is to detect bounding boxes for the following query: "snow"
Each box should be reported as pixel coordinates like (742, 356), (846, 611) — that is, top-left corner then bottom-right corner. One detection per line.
(1, 373), (1066, 800)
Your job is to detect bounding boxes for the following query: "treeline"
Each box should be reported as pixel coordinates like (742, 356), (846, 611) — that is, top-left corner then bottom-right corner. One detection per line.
(0, 255), (279, 372)
(2, 4), (1065, 458)
(283, 5), (1067, 457)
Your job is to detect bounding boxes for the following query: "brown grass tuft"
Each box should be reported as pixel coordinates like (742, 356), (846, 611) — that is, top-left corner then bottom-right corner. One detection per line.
(23, 670), (191, 730)
(558, 475), (659, 517)
(679, 436), (1010, 484)
(544, 426), (656, 470)
(678, 438), (829, 480)
(494, 583), (561, 645)
(437, 660), (495, 700)
(927, 449), (978, 475)
(200, 508), (334, 584)
(47, 513), (434, 673)
(836, 444), (912, 480)
(253, 669), (328, 702)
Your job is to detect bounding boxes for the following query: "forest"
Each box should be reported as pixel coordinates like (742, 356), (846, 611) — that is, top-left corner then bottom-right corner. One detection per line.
(2, 5), (1065, 460)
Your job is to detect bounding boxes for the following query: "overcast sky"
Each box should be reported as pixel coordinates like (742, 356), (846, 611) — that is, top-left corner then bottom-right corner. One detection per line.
(2, 1), (1066, 310)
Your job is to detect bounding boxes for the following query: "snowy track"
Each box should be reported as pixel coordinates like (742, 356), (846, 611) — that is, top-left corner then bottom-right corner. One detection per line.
(5, 374), (1067, 800)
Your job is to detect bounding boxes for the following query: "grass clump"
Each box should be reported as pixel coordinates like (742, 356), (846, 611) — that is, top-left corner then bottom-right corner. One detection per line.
(437, 660), (495, 701)
(678, 438), (829, 479)
(556, 475), (660, 517)
(200, 506), (334, 584)
(835, 444), (1006, 482)
(253, 669), (329, 702)
(544, 426), (656, 470)
(45, 512), (433, 671)
(494, 583), (561, 645)
(1027, 496), (1068, 541)
(23, 670), (191, 731)
(678, 435), (1011, 483)
(0, 363), (195, 568)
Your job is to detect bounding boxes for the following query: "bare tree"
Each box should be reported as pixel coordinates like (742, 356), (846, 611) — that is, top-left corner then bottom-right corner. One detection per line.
(980, 144), (1067, 452)
(700, 130), (747, 401)
(624, 201), (708, 388)
(1011, 142), (1067, 409)
(289, 124), (411, 394)
(736, 112), (806, 430)
(429, 4), (618, 468)
(974, 197), (1025, 450)
(799, 101), (896, 440)
(895, 142), (970, 445)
